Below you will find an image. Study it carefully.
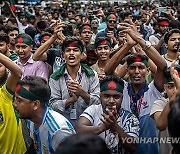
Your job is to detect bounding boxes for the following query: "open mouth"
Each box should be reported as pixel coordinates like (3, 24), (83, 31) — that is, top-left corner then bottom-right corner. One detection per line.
(68, 56), (76, 62)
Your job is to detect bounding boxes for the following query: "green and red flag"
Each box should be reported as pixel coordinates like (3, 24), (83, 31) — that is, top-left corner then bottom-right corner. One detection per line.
(7, 0), (16, 11)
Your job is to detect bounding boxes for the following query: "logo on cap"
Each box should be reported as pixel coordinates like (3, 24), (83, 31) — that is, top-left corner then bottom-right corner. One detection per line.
(17, 37), (23, 43)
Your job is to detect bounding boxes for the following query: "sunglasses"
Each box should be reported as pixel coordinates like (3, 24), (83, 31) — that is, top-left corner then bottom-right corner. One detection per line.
(108, 20), (116, 23)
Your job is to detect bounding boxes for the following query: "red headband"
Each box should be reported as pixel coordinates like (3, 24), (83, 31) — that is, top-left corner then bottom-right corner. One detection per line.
(159, 21), (169, 26)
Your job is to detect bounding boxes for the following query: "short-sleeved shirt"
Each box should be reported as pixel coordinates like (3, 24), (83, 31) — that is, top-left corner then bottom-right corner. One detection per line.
(46, 48), (65, 72)
(27, 107), (76, 154)
(80, 104), (139, 154)
(0, 84), (26, 154)
(121, 81), (163, 154)
(150, 98), (172, 154)
(15, 55), (49, 80)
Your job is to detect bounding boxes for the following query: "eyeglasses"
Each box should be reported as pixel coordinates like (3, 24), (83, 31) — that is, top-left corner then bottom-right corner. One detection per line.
(108, 20), (116, 24)
(91, 22), (98, 24)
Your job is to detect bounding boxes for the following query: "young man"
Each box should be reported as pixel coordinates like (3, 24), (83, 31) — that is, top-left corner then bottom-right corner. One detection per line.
(15, 33), (49, 80)
(7, 26), (19, 52)
(0, 33), (18, 61)
(49, 37), (100, 126)
(91, 37), (112, 80)
(79, 24), (93, 47)
(104, 23), (167, 154)
(13, 76), (76, 153)
(150, 66), (180, 154)
(76, 76), (139, 154)
(163, 29), (180, 67)
(0, 52), (26, 154)
(96, 13), (118, 48)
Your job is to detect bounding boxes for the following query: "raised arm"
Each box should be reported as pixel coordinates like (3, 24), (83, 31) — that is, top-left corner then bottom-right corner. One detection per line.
(33, 23), (65, 61)
(0, 53), (22, 92)
(104, 34), (136, 75)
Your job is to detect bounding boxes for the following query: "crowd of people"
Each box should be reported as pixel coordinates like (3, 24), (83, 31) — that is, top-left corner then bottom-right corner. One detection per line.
(0, 0), (180, 154)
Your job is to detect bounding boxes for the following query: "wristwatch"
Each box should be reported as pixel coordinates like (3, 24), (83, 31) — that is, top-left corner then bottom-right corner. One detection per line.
(142, 41), (152, 51)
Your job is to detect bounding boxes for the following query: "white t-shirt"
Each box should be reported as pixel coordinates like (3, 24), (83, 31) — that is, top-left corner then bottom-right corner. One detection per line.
(27, 107), (76, 154)
(80, 104), (139, 154)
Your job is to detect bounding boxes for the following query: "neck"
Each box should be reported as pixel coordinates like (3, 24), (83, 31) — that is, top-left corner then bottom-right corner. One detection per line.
(20, 55), (31, 64)
(98, 60), (109, 69)
(92, 28), (98, 34)
(67, 63), (80, 79)
(132, 83), (144, 94)
(9, 44), (15, 51)
(31, 107), (46, 129)
(166, 51), (178, 61)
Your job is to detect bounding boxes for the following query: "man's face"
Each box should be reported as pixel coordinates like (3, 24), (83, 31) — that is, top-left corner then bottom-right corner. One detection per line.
(15, 43), (32, 60)
(141, 14), (147, 23)
(159, 25), (168, 35)
(127, 62), (149, 85)
(167, 33), (180, 52)
(68, 12), (74, 20)
(64, 46), (82, 67)
(100, 90), (123, 111)
(107, 18), (116, 29)
(75, 16), (82, 25)
(13, 86), (33, 119)
(8, 30), (18, 45)
(91, 21), (98, 29)
(80, 29), (92, 44)
(164, 82), (177, 98)
(95, 45), (111, 61)
(0, 41), (8, 54)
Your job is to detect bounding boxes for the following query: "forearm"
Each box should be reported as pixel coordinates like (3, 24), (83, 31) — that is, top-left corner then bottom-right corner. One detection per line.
(76, 124), (105, 135)
(33, 35), (56, 61)
(157, 102), (171, 131)
(0, 53), (21, 77)
(112, 124), (136, 152)
(104, 43), (133, 75)
(137, 37), (166, 70)
(80, 90), (90, 104)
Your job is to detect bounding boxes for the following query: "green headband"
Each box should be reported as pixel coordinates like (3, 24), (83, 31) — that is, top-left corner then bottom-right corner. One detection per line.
(15, 84), (49, 102)
(79, 25), (92, 33)
(96, 39), (111, 48)
(100, 80), (123, 93)
(128, 56), (148, 66)
(106, 14), (117, 21)
(15, 37), (33, 45)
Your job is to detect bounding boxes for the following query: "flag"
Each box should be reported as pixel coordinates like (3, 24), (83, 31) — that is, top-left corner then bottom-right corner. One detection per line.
(7, 0), (16, 11)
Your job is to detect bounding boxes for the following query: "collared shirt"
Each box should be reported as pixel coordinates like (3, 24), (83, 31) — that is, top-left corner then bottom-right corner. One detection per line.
(49, 65), (100, 127)
(80, 104), (139, 154)
(121, 80), (163, 154)
(27, 107), (76, 154)
(15, 55), (49, 80)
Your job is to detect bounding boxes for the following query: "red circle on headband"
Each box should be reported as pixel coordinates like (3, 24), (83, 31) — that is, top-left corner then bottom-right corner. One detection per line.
(108, 81), (117, 90)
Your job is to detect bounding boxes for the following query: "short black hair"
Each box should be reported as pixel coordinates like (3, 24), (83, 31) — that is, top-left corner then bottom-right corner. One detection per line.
(18, 76), (51, 107)
(168, 94), (180, 153)
(0, 24), (7, 33)
(62, 36), (84, 53)
(164, 29), (180, 44)
(7, 26), (19, 34)
(55, 133), (111, 154)
(94, 37), (111, 49)
(0, 33), (10, 44)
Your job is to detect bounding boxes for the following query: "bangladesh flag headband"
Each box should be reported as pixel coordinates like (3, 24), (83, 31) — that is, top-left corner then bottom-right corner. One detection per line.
(79, 25), (92, 33)
(106, 14), (117, 21)
(15, 84), (49, 103)
(100, 80), (124, 93)
(65, 41), (83, 52)
(128, 56), (148, 66)
(96, 39), (111, 48)
(15, 37), (33, 45)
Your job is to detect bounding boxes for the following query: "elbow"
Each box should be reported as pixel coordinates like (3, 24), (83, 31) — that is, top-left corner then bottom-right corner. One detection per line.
(32, 54), (39, 61)
(16, 67), (22, 80)
(156, 122), (166, 131)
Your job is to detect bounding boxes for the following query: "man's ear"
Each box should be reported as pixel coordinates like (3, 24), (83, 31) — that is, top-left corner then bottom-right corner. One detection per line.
(32, 100), (41, 111)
